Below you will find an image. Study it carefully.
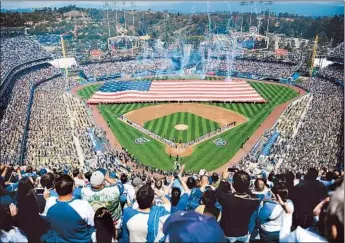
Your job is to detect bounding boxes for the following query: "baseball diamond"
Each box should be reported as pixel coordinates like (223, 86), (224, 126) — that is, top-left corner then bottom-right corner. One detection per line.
(143, 112), (221, 143)
(2, 5), (344, 243)
(76, 79), (299, 171)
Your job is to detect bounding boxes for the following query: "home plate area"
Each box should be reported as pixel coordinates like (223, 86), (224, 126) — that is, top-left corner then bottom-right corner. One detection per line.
(119, 103), (248, 156)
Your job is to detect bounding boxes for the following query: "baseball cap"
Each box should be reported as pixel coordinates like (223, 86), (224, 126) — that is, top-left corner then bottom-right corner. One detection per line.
(163, 211), (226, 242)
(90, 171), (105, 187)
(132, 177), (141, 188)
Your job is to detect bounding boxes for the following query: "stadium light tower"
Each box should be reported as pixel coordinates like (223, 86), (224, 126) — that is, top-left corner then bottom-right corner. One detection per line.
(104, 1), (111, 38)
(265, 1), (274, 37)
(60, 34), (68, 78)
(309, 35), (319, 78)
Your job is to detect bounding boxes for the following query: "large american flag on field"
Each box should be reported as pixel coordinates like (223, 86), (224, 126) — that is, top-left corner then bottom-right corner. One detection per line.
(87, 79), (266, 104)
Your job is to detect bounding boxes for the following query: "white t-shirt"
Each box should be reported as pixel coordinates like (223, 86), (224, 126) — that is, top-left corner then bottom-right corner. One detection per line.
(124, 204), (171, 242)
(280, 226), (328, 242)
(123, 183), (136, 205)
(74, 177), (87, 187)
(0, 227), (28, 243)
(260, 200), (294, 233)
(43, 198), (95, 227)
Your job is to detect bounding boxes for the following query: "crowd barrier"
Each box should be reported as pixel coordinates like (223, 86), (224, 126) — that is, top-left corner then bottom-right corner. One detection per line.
(19, 73), (62, 164)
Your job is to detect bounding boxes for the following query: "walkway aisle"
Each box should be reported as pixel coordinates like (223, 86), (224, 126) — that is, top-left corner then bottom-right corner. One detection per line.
(63, 92), (85, 167)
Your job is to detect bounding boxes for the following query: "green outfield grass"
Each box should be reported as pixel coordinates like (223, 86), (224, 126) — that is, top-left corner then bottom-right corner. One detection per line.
(78, 81), (299, 171)
(144, 112), (220, 143)
(77, 84), (102, 100)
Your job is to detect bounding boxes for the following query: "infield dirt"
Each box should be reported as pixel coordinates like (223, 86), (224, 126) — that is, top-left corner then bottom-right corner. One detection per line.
(123, 103), (248, 126)
(123, 103), (248, 157)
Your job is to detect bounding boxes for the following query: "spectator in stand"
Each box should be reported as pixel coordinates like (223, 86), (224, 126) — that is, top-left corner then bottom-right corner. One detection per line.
(37, 172), (56, 213)
(41, 174), (95, 243)
(120, 184), (171, 242)
(195, 189), (222, 221)
(280, 198), (329, 242)
(15, 177), (48, 242)
(280, 181), (343, 242)
(258, 182), (294, 243)
(92, 207), (116, 243)
(324, 181), (344, 243)
(292, 168), (327, 228)
(211, 172), (220, 188)
(0, 178), (15, 208)
(73, 168), (87, 187)
(186, 175), (212, 210)
(120, 173), (136, 207)
(217, 170), (260, 242)
(251, 178), (270, 200)
(81, 170), (124, 224)
(165, 173), (190, 213)
(162, 211), (226, 242)
(0, 206), (28, 243)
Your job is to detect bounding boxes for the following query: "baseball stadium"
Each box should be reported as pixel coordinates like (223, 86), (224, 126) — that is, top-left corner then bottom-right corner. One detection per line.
(0, 1), (344, 243)
(75, 76), (301, 172)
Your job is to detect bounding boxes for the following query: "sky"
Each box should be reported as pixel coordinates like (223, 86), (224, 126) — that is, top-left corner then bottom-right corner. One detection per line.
(1, 1), (344, 16)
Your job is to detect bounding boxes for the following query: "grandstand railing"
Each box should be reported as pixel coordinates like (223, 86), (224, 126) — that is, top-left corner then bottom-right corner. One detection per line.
(19, 73), (62, 165)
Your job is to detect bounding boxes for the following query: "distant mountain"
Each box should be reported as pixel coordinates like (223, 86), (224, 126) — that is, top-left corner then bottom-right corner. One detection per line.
(2, 1), (343, 16)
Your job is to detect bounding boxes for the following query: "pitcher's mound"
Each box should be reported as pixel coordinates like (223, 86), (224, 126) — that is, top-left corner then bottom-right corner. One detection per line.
(175, 124), (188, 130)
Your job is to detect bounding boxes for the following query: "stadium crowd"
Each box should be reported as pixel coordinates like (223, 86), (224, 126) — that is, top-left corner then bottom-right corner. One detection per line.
(239, 76), (343, 175)
(327, 42), (344, 61)
(81, 59), (173, 78)
(204, 59), (298, 78)
(0, 33), (344, 243)
(0, 72), (343, 242)
(318, 64), (344, 83)
(1, 36), (51, 81)
(0, 66), (60, 164)
(0, 161), (343, 243)
(274, 77), (343, 173)
(25, 76), (80, 168)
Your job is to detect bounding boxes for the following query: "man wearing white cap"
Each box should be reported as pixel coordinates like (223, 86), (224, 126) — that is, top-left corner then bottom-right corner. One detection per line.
(81, 170), (124, 225)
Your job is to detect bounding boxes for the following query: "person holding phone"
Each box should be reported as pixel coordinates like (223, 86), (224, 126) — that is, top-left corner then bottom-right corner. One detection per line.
(258, 182), (294, 243)
(217, 169), (260, 243)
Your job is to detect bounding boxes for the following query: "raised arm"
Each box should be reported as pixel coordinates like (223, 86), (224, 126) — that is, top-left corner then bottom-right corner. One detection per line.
(164, 176), (175, 195)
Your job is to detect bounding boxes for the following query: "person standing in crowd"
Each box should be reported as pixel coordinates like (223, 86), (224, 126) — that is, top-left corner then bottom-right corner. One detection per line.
(292, 168), (327, 228)
(120, 173), (136, 208)
(165, 173), (190, 213)
(120, 184), (171, 242)
(15, 177), (48, 242)
(92, 207), (116, 243)
(251, 178), (270, 200)
(73, 168), (87, 187)
(195, 189), (222, 221)
(280, 181), (344, 243)
(187, 175), (212, 210)
(324, 181), (344, 243)
(0, 206), (28, 243)
(41, 174), (95, 243)
(0, 178), (15, 208)
(217, 170), (260, 242)
(81, 170), (124, 224)
(258, 182), (294, 243)
(37, 172), (55, 213)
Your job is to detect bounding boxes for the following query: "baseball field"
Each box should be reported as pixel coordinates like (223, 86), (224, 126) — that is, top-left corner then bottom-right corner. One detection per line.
(77, 80), (299, 172)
